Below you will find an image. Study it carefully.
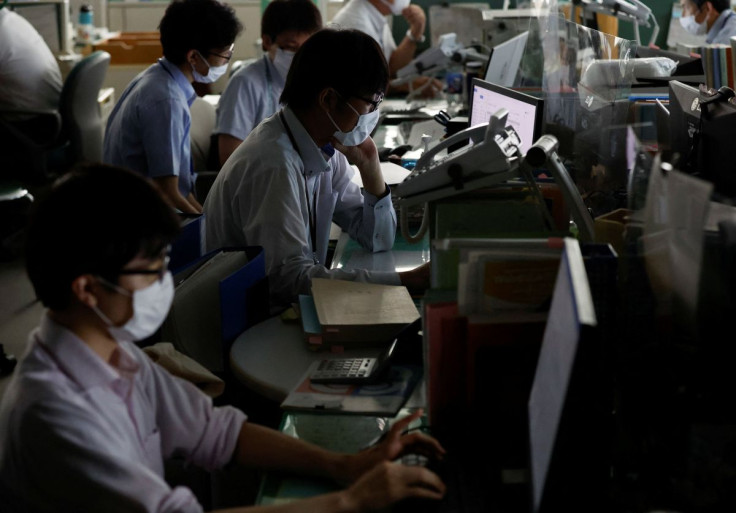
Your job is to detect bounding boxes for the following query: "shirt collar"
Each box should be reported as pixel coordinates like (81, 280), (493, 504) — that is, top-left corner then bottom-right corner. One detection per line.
(38, 314), (140, 391)
(282, 106), (332, 176)
(264, 55), (286, 89)
(158, 57), (197, 107)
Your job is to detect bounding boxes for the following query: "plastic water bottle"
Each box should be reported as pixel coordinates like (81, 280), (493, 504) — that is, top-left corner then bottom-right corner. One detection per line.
(78, 4), (94, 42)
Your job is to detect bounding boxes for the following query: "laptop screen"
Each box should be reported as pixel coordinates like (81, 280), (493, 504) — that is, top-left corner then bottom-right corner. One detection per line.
(469, 77), (543, 154)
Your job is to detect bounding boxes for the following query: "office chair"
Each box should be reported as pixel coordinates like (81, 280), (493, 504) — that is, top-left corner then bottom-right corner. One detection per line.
(0, 50), (111, 184)
(59, 50), (111, 165)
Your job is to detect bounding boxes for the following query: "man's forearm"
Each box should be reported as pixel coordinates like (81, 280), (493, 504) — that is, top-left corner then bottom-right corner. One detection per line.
(389, 38), (417, 76)
(232, 422), (350, 482)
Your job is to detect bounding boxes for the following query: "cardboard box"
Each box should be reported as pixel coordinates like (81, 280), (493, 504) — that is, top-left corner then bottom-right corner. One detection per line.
(594, 208), (631, 255)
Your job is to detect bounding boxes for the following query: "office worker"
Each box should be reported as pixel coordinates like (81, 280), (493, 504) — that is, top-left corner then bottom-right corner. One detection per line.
(330, 0), (442, 97)
(214, 0), (322, 168)
(103, 0), (242, 214)
(0, 7), (63, 116)
(0, 164), (446, 512)
(204, 28), (429, 310)
(680, 0), (736, 44)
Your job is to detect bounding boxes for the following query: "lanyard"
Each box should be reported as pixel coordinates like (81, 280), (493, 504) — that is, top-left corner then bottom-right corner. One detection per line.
(279, 110), (319, 264)
(263, 56), (278, 116)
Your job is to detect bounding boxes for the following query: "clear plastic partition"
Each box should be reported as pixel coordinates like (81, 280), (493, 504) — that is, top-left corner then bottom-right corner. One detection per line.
(514, 15), (638, 217)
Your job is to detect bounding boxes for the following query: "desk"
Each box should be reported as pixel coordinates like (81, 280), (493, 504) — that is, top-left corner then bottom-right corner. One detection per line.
(228, 231), (429, 403)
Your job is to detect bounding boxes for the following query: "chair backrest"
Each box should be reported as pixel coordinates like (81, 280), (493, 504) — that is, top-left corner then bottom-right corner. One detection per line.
(59, 51), (111, 164)
(161, 246), (268, 374)
(190, 97), (217, 173)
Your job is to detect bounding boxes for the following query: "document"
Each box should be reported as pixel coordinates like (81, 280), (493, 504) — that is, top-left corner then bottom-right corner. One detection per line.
(281, 363), (421, 416)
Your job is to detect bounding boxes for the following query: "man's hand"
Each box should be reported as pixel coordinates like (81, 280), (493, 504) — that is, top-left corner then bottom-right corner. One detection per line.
(412, 76), (444, 98)
(341, 461), (445, 512)
(339, 409), (445, 484)
(332, 136), (387, 197)
(332, 136), (380, 172)
(402, 5), (426, 41)
(398, 262), (430, 296)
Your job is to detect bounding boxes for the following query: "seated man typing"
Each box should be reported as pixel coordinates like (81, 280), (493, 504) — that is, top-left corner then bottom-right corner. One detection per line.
(204, 28), (428, 310)
(214, 0), (322, 167)
(0, 163), (445, 512)
(104, 0), (242, 213)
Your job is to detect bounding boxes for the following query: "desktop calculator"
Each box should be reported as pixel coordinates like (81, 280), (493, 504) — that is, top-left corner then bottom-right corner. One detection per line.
(309, 339), (397, 385)
(310, 357), (380, 384)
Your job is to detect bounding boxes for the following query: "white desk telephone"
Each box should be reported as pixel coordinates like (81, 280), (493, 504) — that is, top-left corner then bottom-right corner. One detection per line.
(393, 108), (522, 201)
(392, 108), (595, 243)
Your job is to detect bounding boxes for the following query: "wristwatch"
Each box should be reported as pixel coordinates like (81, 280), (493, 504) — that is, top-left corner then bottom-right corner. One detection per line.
(406, 29), (426, 44)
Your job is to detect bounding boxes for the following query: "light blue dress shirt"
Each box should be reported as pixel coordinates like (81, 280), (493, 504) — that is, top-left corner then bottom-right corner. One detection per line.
(103, 58), (197, 199)
(706, 8), (736, 44)
(203, 106), (400, 309)
(214, 55), (284, 142)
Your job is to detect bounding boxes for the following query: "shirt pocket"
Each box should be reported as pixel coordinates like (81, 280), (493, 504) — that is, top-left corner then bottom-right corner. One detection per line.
(142, 427), (164, 476)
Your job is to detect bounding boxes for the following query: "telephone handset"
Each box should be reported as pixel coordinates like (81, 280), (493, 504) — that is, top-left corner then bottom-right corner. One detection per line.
(393, 109), (522, 200)
(393, 109), (524, 243)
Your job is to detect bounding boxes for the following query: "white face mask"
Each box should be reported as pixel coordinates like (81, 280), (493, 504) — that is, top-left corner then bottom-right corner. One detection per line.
(272, 46), (295, 81)
(680, 13), (708, 35)
(92, 272), (175, 343)
(380, 0), (410, 15)
(191, 50), (228, 84)
(326, 100), (381, 146)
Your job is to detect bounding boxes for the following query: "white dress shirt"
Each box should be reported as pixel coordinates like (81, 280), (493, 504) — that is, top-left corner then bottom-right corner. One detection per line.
(330, 0), (397, 63)
(0, 9), (62, 113)
(203, 106), (400, 309)
(0, 314), (247, 512)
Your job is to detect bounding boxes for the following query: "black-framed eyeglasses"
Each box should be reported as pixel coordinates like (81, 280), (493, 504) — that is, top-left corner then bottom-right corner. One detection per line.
(207, 44), (234, 62)
(117, 254), (170, 282)
(353, 94), (384, 113)
(336, 89), (383, 113)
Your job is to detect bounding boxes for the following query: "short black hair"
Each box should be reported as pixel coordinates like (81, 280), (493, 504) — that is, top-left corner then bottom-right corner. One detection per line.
(159, 0), (243, 65)
(25, 164), (181, 311)
(280, 28), (389, 110)
(261, 0), (322, 42)
(695, 0), (729, 10)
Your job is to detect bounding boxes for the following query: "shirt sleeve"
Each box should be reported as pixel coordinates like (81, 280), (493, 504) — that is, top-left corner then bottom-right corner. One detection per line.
(16, 397), (205, 513)
(330, 153), (396, 253)
(138, 96), (190, 180)
(136, 347), (247, 472)
(214, 71), (257, 141)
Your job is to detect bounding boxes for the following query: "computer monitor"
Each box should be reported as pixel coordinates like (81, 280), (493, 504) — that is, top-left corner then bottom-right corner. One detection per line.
(696, 96), (736, 199)
(469, 77), (544, 154)
(528, 238), (608, 513)
(667, 79), (701, 173)
(484, 30), (529, 87)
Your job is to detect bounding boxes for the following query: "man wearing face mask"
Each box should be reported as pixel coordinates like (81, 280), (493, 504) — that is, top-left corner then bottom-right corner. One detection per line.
(0, 163), (447, 511)
(103, 0), (242, 214)
(214, 0), (322, 168)
(330, 0), (443, 97)
(204, 28), (430, 310)
(680, 0), (736, 44)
